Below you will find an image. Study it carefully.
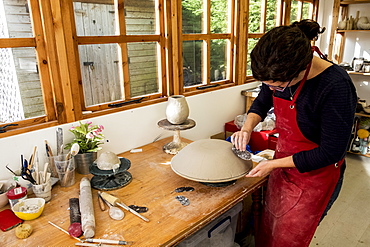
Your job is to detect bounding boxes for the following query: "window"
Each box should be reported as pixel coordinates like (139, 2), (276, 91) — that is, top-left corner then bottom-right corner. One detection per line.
(0, 0), (318, 137)
(246, 0), (316, 77)
(179, 0), (233, 94)
(0, 0), (56, 133)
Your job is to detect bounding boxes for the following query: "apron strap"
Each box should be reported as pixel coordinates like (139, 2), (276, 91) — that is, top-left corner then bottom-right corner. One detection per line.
(312, 46), (328, 60)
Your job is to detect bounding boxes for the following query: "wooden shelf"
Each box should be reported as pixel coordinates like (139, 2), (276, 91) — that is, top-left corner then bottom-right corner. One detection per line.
(340, 1), (370, 5)
(337, 30), (370, 33)
(347, 151), (370, 157)
(347, 71), (370, 76)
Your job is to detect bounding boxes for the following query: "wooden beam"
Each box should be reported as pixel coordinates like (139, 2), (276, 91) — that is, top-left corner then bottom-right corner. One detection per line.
(77, 35), (161, 44)
(171, 0), (181, 95)
(72, 0), (113, 4)
(0, 38), (35, 48)
(235, 0), (248, 85)
(164, 0), (173, 96)
(328, 0), (341, 61)
(227, 0), (235, 83)
(49, 0), (80, 123)
(29, 0), (57, 121)
(116, 0), (130, 100)
(39, 0), (68, 123)
(158, 0), (168, 97)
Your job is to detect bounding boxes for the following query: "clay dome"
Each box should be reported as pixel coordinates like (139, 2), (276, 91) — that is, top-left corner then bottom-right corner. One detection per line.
(96, 151), (120, 170)
(171, 139), (253, 183)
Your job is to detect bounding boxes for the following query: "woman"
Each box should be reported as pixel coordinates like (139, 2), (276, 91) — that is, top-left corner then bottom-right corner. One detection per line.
(231, 20), (357, 247)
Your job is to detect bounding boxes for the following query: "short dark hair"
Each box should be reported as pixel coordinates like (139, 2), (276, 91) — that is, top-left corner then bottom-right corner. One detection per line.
(250, 20), (324, 82)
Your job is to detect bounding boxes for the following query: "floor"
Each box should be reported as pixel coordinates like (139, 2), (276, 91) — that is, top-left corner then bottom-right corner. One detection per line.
(236, 153), (370, 247)
(309, 153), (370, 247)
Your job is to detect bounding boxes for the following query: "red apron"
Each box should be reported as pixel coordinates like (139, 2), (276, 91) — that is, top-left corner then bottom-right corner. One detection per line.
(256, 62), (344, 247)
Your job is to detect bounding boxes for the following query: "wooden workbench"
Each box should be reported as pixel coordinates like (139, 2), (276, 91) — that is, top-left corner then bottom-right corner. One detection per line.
(0, 137), (267, 246)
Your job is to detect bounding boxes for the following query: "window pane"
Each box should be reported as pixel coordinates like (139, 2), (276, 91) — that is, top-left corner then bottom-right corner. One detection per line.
(78, 44), (122, 106)
(211, 39), (227, 81)
(0, 0), (33, 38)
(0, 47), (44, 122)
(210, 0), (228, 34)
(249, 0), (262, 33)
(302, 2), (311, 20)
(266, 0), (278, 32)
(183, 40), (203, 87)
(247, 38), (259, 76)
(182, 0), (203, 34)
(73, 1), (116, 36)
(125, 0), (156, 35)
(290, 1), (298, 23)
(127, 42), (159, 97)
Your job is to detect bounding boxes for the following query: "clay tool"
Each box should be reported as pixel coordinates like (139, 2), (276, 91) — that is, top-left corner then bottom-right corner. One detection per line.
(34, 152), (40, 184)
(65, 143), (80, 160)
(6, 164), (17, 176)
(68, 198), (83, 238)
(42, 163), (49, 183)
(84, 238), (133, 245)
(29, 146), (37, 168)
(231, 145), (252, 160)
(98, 192), (124, 221)
(56, 127), (63, 155)
(45, 140), (53, 157)
(100, 192), (149, 222)
(97, 193), (106, 211)
(79, 177), (95, 238)
(48, 221), (83, 242)
(75, 243), (112, 247)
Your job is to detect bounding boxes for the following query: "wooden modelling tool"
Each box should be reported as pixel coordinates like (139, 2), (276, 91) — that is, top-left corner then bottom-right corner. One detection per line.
(79, 177), (95, 238)
(98, 192), (124, 221)
(99, 192), (149, 222)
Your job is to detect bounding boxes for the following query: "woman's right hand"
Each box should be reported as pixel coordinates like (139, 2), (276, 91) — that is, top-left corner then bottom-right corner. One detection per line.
(231, 130), (252, 151)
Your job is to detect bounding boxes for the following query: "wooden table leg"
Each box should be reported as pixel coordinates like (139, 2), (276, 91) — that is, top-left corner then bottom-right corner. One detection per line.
(252, 185), (264, 235)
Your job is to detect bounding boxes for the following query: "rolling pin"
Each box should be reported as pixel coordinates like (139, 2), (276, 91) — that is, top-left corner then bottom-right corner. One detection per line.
(100, 192), (149, 222)
(79, 177), (95, 238)
(68, 198), (82, 237)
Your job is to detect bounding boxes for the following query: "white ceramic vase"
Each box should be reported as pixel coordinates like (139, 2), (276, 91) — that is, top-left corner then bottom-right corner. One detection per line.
(166, 95), (189, 124)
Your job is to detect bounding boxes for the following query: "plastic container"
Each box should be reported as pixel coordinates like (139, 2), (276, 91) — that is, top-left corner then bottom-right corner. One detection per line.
(6, 187), (27, 208)
(177, 202), (242, 247)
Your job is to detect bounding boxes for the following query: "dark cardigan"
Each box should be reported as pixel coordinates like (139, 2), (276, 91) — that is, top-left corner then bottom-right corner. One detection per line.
(248, 64), (357, 173)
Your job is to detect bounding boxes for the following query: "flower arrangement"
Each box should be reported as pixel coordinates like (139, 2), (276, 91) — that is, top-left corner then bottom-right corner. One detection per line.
(65, 121), (105, 153)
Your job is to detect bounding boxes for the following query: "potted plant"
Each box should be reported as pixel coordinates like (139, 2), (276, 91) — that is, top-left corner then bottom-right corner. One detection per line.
(65, 121), (105, 174)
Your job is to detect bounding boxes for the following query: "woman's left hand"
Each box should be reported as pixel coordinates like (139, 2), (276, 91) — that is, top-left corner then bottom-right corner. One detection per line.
(245, 160), (274, 178)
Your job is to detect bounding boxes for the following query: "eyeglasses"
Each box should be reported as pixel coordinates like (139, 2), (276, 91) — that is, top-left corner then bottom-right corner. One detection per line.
(262, 79), (292, 92)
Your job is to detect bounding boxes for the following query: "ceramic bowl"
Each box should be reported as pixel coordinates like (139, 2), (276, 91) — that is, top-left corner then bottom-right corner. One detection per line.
(95, 151), (120, 170)
(171, 139), (253, 183)
(12, 198), (45, 220)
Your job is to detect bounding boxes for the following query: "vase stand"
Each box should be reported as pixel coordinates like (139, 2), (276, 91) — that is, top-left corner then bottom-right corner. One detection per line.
(157, 119), (196, 155)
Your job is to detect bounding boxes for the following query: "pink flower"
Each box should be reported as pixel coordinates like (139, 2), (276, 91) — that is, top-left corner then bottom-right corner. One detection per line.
(86, 132), (94, 139)
(70, 126), (76, 130)
(98, 125), (104, 131)
(93, 130), (101, 136)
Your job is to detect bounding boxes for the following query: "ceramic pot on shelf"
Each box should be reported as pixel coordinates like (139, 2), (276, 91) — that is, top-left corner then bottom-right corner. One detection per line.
(165, 95), (189, 125)
(74, 152), (98, 174)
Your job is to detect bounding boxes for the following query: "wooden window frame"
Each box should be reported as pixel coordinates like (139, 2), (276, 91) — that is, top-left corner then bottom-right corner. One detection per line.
(0, 0), (319, 138)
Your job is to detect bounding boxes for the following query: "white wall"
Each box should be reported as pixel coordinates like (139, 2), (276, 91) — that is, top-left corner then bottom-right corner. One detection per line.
(0, 82), (260, 180)
(318, 1), (370, 103)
